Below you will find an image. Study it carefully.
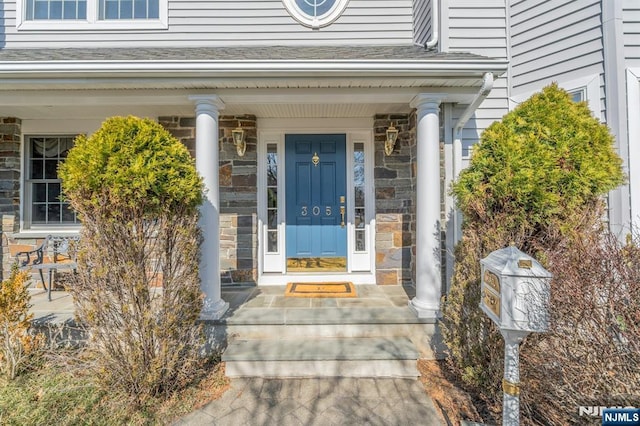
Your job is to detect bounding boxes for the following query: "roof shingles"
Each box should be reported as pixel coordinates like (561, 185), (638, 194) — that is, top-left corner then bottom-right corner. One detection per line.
(0, 45), (491, 62)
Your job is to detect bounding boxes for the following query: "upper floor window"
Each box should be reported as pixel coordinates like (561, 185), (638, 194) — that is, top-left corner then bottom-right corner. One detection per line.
(27, 0), (86, 20)
(99, 0), (158, 20)
(569, 88), (586, 103)
(18, 0), (167, 29)
(282, 0), (349, 29)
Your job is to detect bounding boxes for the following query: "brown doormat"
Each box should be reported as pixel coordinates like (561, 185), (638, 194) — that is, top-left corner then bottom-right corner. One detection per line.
(285, 282), (356, 298)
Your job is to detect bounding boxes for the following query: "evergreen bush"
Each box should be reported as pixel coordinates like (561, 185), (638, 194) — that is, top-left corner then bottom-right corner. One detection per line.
(59, 116), (204, 404)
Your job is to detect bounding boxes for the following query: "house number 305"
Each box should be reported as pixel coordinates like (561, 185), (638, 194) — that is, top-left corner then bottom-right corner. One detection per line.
(301, 206), (332, 216)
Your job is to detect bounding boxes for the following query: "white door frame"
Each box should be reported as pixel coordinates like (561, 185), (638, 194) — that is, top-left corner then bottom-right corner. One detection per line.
(257, 118), (376, 285)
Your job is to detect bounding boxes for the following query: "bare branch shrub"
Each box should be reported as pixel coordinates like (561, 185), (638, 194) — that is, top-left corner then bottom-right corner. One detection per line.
(59, 116), (204, 404)
(521, 228), (640, 424)
(0, 268), (44, 380)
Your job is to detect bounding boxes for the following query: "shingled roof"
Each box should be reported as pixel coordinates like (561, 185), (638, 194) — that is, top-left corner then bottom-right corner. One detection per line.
(0, 45), (492, 62)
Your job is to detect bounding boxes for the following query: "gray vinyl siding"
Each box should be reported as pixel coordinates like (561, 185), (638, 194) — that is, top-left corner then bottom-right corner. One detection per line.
(510, 0), (605, 96)
(447, 0), (508, 59)
(445, 0), (509, 151)
(413, 0), (432, 45)
(1, 0), (414, 48)
(452, 80), (510, 169)
(624, 0), (640, 66)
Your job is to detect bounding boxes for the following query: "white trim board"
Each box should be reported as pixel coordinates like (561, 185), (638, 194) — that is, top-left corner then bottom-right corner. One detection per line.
(627, 68), (640, 230)
(257, 118), (376, 283)
(510, 74), (603, 120)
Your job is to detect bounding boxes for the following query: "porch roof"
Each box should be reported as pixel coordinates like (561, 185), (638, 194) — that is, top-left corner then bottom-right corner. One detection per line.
(0, 45), (507, 119)
(0, 45), (507, 88)
(0, 45), (492, 61)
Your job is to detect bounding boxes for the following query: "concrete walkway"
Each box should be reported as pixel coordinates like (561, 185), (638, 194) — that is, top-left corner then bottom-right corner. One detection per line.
(175, 377), (443, 426)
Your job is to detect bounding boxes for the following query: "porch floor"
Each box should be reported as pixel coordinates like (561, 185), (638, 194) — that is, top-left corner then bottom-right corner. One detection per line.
(28, 283), (421, 325)
(29, 283), (443, 361)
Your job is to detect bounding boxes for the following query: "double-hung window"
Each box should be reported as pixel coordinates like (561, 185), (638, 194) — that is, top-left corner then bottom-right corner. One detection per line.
(18, 0), (166, 29)
(24, 136), (79, 229)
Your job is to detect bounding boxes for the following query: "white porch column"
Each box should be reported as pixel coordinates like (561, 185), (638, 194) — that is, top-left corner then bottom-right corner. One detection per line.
(409, 94), (446, 320)
(190, 95), (229, 320)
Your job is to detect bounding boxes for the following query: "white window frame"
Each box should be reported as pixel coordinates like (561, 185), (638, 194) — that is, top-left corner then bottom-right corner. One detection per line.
(16, 0), (168, 31)
(282, 0), (350, 29)
(627, 68), (640, 230)
(347, 131), (374, 272)
(18, 119), (102, 235)
(511, 74), (603, 121)
(258, 132), (286, 273)
(21, 134), (81, 232)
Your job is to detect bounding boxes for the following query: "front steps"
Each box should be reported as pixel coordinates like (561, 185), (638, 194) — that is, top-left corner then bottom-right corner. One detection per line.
(221, 304), (441, 379)
(223, 336), (419, 378)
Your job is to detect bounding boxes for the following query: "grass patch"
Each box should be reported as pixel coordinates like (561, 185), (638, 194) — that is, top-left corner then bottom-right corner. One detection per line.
(0, 353), (229, 426)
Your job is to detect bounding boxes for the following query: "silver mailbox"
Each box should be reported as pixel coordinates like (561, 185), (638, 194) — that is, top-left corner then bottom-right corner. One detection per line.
(480, 246), (551, 333)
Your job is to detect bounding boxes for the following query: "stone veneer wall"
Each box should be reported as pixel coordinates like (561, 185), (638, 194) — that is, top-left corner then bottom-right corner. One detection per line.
(159, 115), (258, 285)
(0, 118), (22, 281)
(374, 113), (416, 285)
(374, 110), (446, 290)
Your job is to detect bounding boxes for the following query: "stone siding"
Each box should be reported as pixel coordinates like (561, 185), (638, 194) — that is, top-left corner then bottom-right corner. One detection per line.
(0, 118), (21, 281)
(159, 115), (258, 285)
(374, 113), (416, 285)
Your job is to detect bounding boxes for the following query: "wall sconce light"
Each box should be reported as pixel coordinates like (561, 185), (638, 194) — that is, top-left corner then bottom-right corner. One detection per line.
(384, 122), (399, 156)
(231, 123), (246, 157)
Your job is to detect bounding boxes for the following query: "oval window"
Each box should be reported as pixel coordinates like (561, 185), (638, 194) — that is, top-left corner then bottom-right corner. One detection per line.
(283, 0), (349, 29)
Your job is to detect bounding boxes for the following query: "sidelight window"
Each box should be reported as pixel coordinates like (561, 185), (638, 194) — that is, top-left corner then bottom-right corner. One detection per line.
(266, 144), (279, 253)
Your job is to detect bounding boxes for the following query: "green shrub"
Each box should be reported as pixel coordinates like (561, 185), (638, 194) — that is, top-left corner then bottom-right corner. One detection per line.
(441, 84), (626, 423)
(453, 83), (623, 236)
(58, 116), (204, 404)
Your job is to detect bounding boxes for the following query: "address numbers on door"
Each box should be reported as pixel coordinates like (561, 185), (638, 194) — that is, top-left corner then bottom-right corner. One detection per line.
(301, 206), (333, 216)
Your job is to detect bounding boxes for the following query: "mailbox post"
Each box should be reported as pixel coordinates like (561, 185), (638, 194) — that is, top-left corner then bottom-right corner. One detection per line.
(480, 246), (551, 426)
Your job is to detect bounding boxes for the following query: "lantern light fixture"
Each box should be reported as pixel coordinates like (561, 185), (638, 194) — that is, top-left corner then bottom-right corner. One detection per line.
(384, 122), (399, 156)
(231, 123), (246, 157)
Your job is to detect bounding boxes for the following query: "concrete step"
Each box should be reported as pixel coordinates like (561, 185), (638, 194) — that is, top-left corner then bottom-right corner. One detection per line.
(222, 306), (441, 359)
(227, 323), (439, 359)
(223, 336), (420, 378)
(223, 306), (435, 326)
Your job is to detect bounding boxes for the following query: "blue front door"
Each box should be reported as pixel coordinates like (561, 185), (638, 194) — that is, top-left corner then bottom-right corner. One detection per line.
(285, 134), (347, 265)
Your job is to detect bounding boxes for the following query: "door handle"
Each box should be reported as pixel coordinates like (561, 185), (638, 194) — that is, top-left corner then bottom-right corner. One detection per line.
(340, 206), (345, 228)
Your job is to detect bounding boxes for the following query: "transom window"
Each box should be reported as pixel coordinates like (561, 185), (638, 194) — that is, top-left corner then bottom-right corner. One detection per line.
(282, 0), (349, 29)
(25, 136), (78, 227)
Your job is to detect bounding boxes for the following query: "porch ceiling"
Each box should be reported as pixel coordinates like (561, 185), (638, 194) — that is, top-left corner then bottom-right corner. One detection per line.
(0, 86), (486, 119)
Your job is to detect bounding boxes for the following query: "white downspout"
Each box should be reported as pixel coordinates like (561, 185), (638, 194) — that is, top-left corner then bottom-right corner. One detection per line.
(425, 0), (439, 50)
(451, 72), (494, 241)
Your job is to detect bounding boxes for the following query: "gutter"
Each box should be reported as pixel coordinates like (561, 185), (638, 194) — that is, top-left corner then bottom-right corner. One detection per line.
(0, 59), (507, 78)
